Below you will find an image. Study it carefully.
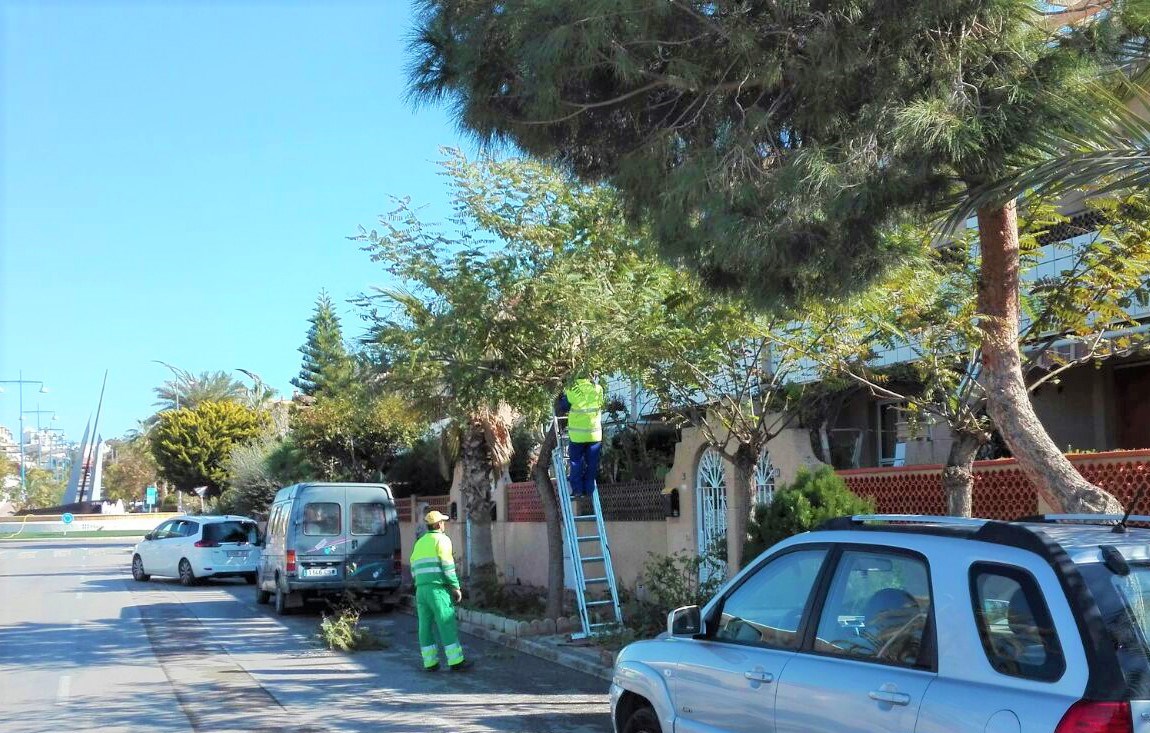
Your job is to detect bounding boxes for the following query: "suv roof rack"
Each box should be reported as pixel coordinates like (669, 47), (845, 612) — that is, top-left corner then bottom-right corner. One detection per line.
(819, 514), (990, 531)
(1017, 513), (1150, 526)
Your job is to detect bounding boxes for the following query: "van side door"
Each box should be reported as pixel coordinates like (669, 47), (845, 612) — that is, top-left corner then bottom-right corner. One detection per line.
(346, 488), (399, 586)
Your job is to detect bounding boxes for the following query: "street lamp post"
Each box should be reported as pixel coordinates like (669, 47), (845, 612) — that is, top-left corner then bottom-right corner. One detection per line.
(0, 371), (49, 497)
(22, 408), (56, 469)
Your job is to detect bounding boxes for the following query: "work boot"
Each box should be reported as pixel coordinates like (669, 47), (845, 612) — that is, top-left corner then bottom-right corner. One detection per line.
(423, 663), (440, 673)
(449, 659), (473, 672)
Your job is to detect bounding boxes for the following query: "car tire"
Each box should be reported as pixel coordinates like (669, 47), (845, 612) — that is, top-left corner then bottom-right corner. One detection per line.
(622, 705), (661, 733)
(255, 571), (271, 604)
(178, 559), (197, 587)
(131, 555), (150, 582)
(243, 572), (257, 585)
(274, 582), (291, 616)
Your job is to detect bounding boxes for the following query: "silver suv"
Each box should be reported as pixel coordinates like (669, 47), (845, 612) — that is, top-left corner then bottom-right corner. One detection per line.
(610, 514), (1150, 733)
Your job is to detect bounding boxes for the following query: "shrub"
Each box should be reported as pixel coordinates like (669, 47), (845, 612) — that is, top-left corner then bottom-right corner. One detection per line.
(619, 550), (725, 641)
(744, 465), (874, 561)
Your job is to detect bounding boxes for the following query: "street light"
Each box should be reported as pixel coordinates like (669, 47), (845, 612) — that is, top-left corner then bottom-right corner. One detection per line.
(22, 408), (57, 469)
(152, 360), (184, 410)
(0, 371), (49, 497)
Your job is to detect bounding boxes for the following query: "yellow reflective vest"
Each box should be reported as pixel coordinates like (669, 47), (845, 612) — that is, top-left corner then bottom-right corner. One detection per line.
(565, 378), (604, 443)
(410, 530), (460, 589)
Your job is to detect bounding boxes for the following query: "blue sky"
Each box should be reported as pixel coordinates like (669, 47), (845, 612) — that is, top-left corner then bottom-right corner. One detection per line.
(1, 1), (471, 444)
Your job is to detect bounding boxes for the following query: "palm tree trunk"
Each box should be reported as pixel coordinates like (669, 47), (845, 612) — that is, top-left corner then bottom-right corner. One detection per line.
(459, 424), (497, 604)
(725, 445), (757, 577)
(976, 202), (1122, 513)
(943, 431), (983, 517)
(532, 425), (565, 619)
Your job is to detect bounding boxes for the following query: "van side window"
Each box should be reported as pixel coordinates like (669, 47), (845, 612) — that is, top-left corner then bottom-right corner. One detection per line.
(351, 503), (391, 535)
(970, 563), (1065, 682)
(270, 505), (284, 538)
(302, 502), (340, 536)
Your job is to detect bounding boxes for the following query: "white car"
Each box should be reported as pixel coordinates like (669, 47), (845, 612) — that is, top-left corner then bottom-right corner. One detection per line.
(131, 515), (261, 586)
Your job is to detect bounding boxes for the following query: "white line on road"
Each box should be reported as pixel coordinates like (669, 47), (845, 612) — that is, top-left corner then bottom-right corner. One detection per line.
(56, 675), (71, 704)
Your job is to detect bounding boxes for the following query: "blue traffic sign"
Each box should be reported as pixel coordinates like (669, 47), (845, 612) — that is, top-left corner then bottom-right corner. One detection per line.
(145, 486), (158, 504)
(61, 512), (75, 525)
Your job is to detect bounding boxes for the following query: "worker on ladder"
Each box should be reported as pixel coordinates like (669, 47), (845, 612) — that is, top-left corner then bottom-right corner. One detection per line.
(556, 374), (605, 499)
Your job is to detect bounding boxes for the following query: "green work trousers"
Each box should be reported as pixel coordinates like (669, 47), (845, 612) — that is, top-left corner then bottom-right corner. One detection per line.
(416, 584), (465, 668)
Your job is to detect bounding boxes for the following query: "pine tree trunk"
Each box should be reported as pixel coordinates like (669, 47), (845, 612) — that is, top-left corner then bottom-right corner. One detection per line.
(976, 202), (1122, 514)
(725, 446), (757, 577)
(460, 424), (497, 604)
(943, 431), (982, 517)
(532, 425), (565, 619)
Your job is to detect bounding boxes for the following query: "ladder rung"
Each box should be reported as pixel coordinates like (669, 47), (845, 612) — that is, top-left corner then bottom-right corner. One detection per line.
(586, 600), (614, 607)
(584, 577), (609, 584)
(580, 556), (605, 562)
(576, 535), (601, 542)
(574, 515), (597, 521)
(588, 622), (616, 629)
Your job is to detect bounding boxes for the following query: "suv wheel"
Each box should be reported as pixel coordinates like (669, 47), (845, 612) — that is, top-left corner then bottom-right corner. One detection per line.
(622, 706), (661, 733)
(178, 559), (197, 587)
(131, 555), (150, 582)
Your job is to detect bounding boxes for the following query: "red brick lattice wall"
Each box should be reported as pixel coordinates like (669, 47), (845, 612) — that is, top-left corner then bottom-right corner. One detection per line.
(506, 480), (666, 522)
(396, 494), (451, 523)
(838, 450), (1150, 519)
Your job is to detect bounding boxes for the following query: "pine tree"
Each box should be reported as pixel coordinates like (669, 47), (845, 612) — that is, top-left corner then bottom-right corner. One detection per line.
(406, 0), (1150, 514)
(292, 291), (354, 398)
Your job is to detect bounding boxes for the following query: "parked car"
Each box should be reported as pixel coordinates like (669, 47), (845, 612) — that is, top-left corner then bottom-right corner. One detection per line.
(131, 515), (261, 586)
(610, 513), (1150, 733)
(256, 482), (402, 615)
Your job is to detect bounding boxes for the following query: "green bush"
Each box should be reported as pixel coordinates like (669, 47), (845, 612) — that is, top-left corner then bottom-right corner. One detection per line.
(618, 550), (725, 641)
(744, 465), (874, 561)
(318, 598), (388, 652)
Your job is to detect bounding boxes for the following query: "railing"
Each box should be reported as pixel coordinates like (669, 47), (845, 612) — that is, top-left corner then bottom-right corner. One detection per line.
(838, 449), (1150, 519)
(506, 479), (666, 522)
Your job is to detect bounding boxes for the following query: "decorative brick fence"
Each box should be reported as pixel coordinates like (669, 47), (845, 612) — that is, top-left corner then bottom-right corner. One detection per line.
(395, 494), (451, 522)
(838, 449), (1150, 519)
(506, 480), (666, 522)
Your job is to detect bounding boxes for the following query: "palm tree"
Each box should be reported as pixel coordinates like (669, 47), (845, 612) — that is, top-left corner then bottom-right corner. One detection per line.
(151, 368), (248, 412)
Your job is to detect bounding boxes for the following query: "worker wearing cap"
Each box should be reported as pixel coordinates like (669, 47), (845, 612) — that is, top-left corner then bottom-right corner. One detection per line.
(409, 510), (469, 672)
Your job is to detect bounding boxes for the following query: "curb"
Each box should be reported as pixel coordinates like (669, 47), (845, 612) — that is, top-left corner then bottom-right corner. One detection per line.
(397, 601), (613, 682)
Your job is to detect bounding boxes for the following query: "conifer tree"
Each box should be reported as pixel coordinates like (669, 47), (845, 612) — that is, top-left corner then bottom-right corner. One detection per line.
(406, 0), (1150, 513)
(292, 291), (354, 398)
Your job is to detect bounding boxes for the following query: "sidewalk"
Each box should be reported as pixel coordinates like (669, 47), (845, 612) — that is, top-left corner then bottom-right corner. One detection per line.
(397, 599), (614, 682)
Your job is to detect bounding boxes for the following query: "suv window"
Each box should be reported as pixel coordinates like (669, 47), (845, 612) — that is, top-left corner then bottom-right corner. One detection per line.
(204, 520), (258, 544)
(970, 563), (1064, 682)
(714, 548), (827, 649)
(177, 520), (199, 537)
(351, 503), (392, 535)
(814, 549), (932, 668)
(1082, 561), (1150, 698)
(153, 520), (177, 539)
(302, 502), (340, 536)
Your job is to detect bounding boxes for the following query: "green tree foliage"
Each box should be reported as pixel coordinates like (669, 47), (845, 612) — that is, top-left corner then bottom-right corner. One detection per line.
(407, 0), (1150, 513)
(102, 437), (161, 505)
(149, 400), (269, 498)
(19, 467), (67, 511)
(291, 291), (356, 398)
(290, 388), (423, 482)
(216, 436), (311, 517)
(387, 435), (452, 497)
(744, 466), (874, 562)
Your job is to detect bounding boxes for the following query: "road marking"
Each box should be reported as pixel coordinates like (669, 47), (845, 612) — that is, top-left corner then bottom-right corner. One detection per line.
(53, 549), (70, 558)
(75, 592), (84, 601)
(56, 675), (71, 704)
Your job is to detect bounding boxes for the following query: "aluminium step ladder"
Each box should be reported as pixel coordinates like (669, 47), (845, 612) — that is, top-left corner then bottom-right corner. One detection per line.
(550, 416), (623, 639)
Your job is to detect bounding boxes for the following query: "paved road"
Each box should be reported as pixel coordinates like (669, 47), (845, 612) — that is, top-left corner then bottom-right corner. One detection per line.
(0, 538), (612, 733)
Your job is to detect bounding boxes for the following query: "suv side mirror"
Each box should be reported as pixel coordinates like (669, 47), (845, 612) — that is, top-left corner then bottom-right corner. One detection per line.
(668, 605), (702, 637)
(143, 532), (154, 541)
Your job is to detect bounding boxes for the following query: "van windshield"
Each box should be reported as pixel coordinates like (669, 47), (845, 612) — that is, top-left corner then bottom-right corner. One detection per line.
(1082, 561), (1150, 698)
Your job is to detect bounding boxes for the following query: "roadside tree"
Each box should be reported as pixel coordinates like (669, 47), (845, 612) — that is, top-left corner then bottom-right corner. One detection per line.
(407, 0), (1150, 513)
(291, 291), (356, 398)
(149, 400), (268, 499)
(103, 437), (161, 505)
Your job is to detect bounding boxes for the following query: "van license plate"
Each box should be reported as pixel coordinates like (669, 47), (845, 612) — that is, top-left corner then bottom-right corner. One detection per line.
(303, 567), (337, 578)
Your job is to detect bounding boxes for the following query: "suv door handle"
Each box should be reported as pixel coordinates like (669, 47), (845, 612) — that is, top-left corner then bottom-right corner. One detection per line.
(868, 690), (911, 706)
(743, 671), (774, 683)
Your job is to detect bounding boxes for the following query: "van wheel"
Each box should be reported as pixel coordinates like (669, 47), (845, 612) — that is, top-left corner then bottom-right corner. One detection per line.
(255, 572), (271, 604)
(131, 555), (150, 582)
(178, 559), (198, 587)
(274, 583), (291, 615)
(623, 705), (661, 733)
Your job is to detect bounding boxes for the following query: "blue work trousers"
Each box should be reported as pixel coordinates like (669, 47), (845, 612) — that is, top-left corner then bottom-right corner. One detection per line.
(567, 440), (601, 496)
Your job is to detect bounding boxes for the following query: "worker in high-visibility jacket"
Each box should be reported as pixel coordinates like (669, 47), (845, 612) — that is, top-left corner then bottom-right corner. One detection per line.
(557, 375), (605, 498)
(410, 510), (470, 672)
